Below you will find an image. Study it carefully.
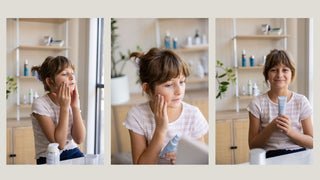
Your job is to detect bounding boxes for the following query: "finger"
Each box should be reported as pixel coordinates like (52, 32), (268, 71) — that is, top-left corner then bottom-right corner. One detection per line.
(160, 95), (164, 114)
(163, 100), (167, 117)
(171, 159), (176, 165)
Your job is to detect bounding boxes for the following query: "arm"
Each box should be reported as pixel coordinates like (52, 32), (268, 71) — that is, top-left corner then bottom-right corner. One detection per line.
(130, 95), (168, 164)
(277, 115), (313, 149)
(70, 83), (86, 144)
(248, 112), (278, 149)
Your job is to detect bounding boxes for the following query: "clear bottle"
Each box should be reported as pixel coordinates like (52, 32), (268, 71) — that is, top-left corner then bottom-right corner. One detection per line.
(248, 80), (253, 96)
(47, 143), (60, 165)
(29, 89), (33, 104)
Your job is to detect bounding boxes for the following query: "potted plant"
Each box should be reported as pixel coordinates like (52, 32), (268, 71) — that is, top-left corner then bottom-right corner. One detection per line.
(216, 60), (236, 99)
(111, 19), (142, 105)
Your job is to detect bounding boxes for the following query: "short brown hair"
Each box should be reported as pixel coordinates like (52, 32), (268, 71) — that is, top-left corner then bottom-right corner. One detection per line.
(130, 47), (190, 94)
(263, 49), (296, 83)
(31, 56), (75, 92)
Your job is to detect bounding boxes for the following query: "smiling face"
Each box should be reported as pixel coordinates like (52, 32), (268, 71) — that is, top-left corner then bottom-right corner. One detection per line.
(151, 75), (186, 109)
(267, 63), (292, 89)
(52, 67), (75, 92)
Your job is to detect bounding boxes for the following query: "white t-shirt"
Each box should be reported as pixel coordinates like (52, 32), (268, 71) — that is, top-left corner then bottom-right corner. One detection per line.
(247, 91), (312, 151)
(31, 94), (77, 159)
(123, 101), (209, 163)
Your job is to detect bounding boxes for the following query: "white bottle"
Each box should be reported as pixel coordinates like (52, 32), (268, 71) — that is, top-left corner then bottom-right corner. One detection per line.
(47, 143), (60, 165)
(252, 83), (259, 96)
(196, 61), (205, 79)
(29, 89), (33, 104)
(33, 91), (39, 100)
(248, 80), (253, 96)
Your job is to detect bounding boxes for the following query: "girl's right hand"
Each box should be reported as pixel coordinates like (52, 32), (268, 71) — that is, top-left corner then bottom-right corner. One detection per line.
(154, 94), (169, 133)
(53, 82), (71, 108)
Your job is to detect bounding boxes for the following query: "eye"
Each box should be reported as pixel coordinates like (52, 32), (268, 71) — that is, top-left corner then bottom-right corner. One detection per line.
(179, 80), (185, 85)
(165, 83), (173, 87)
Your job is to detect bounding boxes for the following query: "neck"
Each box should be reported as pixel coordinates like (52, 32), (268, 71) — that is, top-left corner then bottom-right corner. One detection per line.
(268, 87), (291, 103)
(47, 92), (60, 106)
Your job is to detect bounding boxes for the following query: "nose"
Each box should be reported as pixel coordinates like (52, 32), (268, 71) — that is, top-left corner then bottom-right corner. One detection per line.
(69, 74), (74, 80)
(174, 83), (182, 95)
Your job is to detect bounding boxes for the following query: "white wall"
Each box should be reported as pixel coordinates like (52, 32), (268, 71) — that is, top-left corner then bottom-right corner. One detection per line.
(215, 18), (309, 111)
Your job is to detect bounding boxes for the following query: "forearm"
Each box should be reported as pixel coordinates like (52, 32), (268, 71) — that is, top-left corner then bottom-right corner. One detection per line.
(136, 129), (166, 164)
(71, 107), (86, 144)
(250, 122), (276, 149)
(55, 107), (69, 150)
(287, 130), (313, 149)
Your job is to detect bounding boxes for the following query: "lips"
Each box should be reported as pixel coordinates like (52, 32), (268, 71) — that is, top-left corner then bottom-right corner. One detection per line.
(172, 98), (181, 102)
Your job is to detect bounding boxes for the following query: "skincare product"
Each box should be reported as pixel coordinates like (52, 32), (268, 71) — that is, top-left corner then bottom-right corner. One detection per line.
(159, 134), (181, 157)
(196, 61), (205, 79)
(29, 89), (33, 104)
(173, 37), (178, 49)
(47, 143), (60, 165)
(249, 148), (266, 165)
(194, 29), (201, 45)
(248, 80), (252, 96)
(23, 94), (27, 104)
(201, 56), (208, 75)
(278, 96), (287, 117)
(252, 83), (259, 96)
(202, 35), (207, 44)
(242, 85), (246, 96)
(32, 65), (37, 76)
(250, 55), (255, 66)
(34, 91), (39, 100)
(187, 36), (192, 46)
(164, 31), (171, 49)
(242, 50), (247, 67)
(24, 59), (28, 76)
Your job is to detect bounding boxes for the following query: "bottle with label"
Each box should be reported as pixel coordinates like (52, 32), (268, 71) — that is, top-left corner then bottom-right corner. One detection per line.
(159, 134), (181, 157)
(250, 55), (255, 66)
(242, 50), (247, 67)
(194, 29), (201, 45)
(173, 37), (178, 49)
(33, 91), (39, 100)
(164, 31), (171, 49)
(29, 89), (33, 104)
(47, 143), (60, 165)
(24, 59), (28, 76)
(252, 83), (260, 96)
(248, 80), (253, 96)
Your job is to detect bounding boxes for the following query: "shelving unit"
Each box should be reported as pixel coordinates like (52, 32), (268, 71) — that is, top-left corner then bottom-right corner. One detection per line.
(232, 18), (288, 112)
(14, 18), (70, 120)
(155, 18), (209, 85)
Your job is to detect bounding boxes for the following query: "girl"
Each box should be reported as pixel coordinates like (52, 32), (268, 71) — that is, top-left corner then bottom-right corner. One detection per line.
(247, 49), (313, 158)
(123, 47), (209, 165)
(31, 56), (86, 164)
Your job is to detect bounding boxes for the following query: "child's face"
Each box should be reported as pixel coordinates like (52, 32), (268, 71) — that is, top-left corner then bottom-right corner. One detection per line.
(267, 63), (292, 89)
(53, 67), (76, 92)
(152, 75), (186, 109)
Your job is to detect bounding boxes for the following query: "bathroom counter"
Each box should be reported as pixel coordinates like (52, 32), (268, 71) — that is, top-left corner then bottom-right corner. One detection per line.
(216, 109), (249, 121)
(7, 117), (32, 128)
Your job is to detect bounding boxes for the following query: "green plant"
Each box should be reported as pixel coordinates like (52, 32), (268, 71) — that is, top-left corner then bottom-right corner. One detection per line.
(111, 18), (142, 78)
(6, 76), (17, 99)
(216, 60), (236, 99)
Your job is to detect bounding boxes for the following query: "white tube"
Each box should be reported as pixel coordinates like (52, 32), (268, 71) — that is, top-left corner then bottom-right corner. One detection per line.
(159, 134), (181, 157)
(278, 96), (287, 117)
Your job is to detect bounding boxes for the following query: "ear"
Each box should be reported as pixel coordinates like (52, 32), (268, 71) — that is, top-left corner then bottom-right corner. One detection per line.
(45, 77), (54, 89)
(142, 82), (149, 94)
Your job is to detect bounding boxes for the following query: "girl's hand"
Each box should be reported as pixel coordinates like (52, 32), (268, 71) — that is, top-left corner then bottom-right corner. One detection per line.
(276, 115), (292, 135)
(162, 152), (177, 165)
(154, 94), (169, 133)
(53, 82), (71, 108)
(70, 82), (80, 109)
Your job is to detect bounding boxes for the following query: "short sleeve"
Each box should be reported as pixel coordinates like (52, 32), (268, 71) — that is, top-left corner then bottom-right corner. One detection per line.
(31, 97), (52, 117)
(190, 108), (209, 139)
(123, 107), (145, 136)
(299, 96), (312, 120)
(247, 97), (261, 119)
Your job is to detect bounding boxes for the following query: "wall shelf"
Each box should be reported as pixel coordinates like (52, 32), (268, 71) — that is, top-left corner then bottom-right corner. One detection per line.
(18, 76), (36, 80)
(18, 104), (32, 108)
(237, 65), (264, 70)
(234, 35), (289, 39)
(173, 45), (208, 53)
(18, 45), (70, 50)
(237, 95), (256, 100)
(18, 18), (69, 24)
(187, 75), (208, 83)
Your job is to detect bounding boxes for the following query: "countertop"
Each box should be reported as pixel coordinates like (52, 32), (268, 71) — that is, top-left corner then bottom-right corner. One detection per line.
(216, 109), (249, 121)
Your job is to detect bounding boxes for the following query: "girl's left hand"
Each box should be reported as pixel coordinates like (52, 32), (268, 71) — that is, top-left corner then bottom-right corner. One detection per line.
(162, 152), (177, 165)
(70, 82), (80, 108)
(276, 115), (292, 135)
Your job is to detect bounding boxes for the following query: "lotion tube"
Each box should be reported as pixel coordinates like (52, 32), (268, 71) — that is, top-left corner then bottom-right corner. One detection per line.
(159, 134), (181, 157)
(278, 96), (287, 117)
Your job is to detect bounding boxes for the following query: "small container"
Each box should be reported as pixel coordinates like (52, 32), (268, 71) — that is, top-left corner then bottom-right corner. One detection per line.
(29, 89), (33, 104)
(250, 148), (266, 165)
(194, 29), (201, 45)
(202, 35), (207, 44)
(23, 94), (27, 104)
(24, 59), (28, 76)
(173, 37), (178, 49)
(242, 85), (246, 96)
(250, 55), (255, 66)
(187, 36), (192, 46)
(47, 143), (60, 165)
(33, 91), (39, 100)
(252, 83), (260, 96)
(242, 50), (247, 67)
(248, 80), (252, 96)
(32, 65), (37, 76)
(164, 31), (171, 49)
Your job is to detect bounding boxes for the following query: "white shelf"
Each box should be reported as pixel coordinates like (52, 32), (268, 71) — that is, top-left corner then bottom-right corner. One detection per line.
(18, 45), (70, 50)
(237, 65), (264, 70)
(187, 75), (208, 83)
(237, 95), (258, 100)
(18, 104), (32, 108)
(18, 76), (36, 80)
(173, 45), (208, 53)
(18, 18), (69, 24)
(234, 34), (289, 39)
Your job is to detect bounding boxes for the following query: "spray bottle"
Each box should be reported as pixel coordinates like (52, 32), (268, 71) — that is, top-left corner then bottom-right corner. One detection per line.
(159, 134), (181, 157)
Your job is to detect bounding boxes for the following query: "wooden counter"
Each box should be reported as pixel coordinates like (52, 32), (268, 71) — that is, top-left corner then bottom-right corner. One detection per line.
(216, 109), (249, 121)
(7, 117), (32, 128)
